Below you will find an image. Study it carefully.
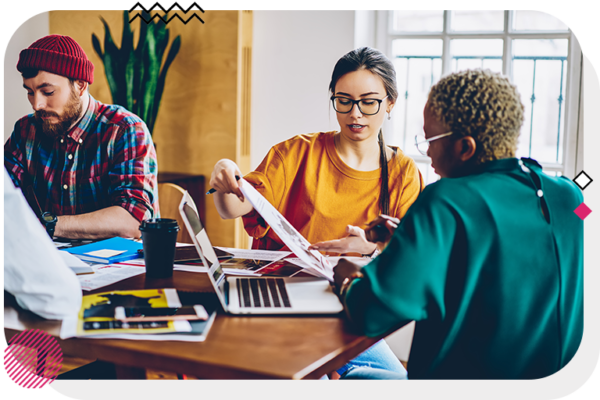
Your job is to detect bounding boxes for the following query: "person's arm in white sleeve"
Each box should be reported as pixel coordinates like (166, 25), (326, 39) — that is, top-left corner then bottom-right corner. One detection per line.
(3, 168), (82, 319)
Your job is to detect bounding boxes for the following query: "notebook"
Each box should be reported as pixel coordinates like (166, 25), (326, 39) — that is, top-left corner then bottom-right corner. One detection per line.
(178, 191), (343, 315)
(63, 237), (143, 264)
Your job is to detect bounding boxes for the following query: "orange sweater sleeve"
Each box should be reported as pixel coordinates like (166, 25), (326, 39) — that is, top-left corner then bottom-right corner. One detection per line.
(242, 146), (287, 240)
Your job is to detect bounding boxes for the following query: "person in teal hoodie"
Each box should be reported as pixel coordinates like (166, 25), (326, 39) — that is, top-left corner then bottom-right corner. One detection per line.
(329, 69), (583, 379)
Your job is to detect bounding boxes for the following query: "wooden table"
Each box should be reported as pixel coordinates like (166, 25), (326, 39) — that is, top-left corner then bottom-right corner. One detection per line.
(4, 271), (381, 379)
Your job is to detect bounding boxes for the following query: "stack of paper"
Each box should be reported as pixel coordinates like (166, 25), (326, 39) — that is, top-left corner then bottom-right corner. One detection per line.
(77, 263), (146, 291)
(60, 289), (216, 342)
(58, 251), (94, 275)
(213, 247), (290, 276)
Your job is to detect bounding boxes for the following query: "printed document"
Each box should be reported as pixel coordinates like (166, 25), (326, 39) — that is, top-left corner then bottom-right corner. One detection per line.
(238, 179), (333, 281)
(78, 263), (146, 291)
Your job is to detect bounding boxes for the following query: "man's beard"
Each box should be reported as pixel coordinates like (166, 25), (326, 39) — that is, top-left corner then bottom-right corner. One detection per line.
(34, 86), (83, 137)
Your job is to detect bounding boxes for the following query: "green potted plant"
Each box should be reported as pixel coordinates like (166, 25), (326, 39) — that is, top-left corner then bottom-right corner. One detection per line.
(92, 10), (181, 135)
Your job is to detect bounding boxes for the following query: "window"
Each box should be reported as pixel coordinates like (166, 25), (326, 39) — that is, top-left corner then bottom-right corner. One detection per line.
(376, 10), (582, 184)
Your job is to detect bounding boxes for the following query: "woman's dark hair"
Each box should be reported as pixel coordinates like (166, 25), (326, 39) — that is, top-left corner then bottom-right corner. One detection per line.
(328, 47), (398, 215)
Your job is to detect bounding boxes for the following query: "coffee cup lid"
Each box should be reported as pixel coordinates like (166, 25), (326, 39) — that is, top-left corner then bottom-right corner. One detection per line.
(139, 218), (180, 232)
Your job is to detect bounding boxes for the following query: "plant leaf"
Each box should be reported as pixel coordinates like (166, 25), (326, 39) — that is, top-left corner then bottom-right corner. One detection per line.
(91, 33), (103, 59)
(93, 10), (181, 136)
(122, 11), (135, 110)
(100, 16), (126, 106)
(121, 10), (133, 54)
(132, 10), (149, 116)
(133, 17), (158, 132)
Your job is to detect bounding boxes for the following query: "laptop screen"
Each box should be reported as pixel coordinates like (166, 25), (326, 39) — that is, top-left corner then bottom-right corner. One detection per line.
(180, 199), (225, 290)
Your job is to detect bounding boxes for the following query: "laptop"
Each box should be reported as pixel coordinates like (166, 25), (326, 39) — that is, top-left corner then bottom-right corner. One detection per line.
(178, 191), (343, 315)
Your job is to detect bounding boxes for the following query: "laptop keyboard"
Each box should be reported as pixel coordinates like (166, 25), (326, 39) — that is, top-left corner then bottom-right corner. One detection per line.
(237, 278), (292, 308)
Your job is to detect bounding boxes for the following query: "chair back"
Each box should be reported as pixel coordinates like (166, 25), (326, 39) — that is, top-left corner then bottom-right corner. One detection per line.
(157, 182), (193, 244)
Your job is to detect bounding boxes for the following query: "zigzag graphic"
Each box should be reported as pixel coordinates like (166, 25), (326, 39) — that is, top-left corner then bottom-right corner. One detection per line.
(128, 2), (205, 24)
(129, 2), (204, 13)
(130, 12), (204, 25)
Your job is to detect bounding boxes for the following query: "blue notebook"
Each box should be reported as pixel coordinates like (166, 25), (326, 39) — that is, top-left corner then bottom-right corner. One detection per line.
(63, 237), (143, 264)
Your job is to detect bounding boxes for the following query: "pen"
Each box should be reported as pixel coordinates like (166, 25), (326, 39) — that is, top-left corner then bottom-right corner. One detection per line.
(206, 175), (241, 195)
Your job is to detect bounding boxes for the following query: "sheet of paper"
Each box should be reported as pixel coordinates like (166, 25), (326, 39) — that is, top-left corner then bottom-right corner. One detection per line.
(60, 315), (208, 342)
(254, 260), (303, 277)
(209, 247), (290, 276)
(238, 179), (333, 281)
(115, 258), (208, 273)
(78, 263), (145, 291)
(323, 256), (373, 268)
(60, 318), (194, 340)
(285, 257), (372, 276)
(59, 251), (92, 268)
(58, 251), (95, 274)
(281, 258), (330, 278)
(85, 249), (126, 258)
(115, 259), (145, 266)
(173, 264), (208, 273)
(214, 247), (291, 261)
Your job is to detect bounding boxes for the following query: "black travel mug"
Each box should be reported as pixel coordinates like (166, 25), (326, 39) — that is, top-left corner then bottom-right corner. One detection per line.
(139, 218), (180, 279)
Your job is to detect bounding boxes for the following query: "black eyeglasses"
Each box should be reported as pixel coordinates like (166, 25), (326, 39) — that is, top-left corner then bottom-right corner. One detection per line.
(330, 95), (388, 116)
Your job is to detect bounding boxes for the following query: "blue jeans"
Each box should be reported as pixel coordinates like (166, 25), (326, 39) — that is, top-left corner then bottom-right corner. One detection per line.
(336, 339), (407, 378)
(340, 366), (408, 380)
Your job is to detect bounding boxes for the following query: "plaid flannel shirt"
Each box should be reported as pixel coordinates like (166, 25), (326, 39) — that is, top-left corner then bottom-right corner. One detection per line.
(4, 94), (158, 222)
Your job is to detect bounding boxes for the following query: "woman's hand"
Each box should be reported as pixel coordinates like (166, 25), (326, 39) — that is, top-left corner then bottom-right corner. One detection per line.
(364, 214), (400, 246)
(333, 258), (363, 294)
(309, 225), (377, 255)
(210, 159), (244, 201)
(210, 159), (254, 219)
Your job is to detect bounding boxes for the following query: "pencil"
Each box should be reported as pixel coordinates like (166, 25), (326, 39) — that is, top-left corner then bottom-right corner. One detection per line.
(206, 175), (241, 195)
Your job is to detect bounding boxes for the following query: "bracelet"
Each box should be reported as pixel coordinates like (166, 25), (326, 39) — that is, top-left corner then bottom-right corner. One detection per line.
(370, 247), (380, 259)
(339, 271), (364, 300)
(362, 247), (380, 259)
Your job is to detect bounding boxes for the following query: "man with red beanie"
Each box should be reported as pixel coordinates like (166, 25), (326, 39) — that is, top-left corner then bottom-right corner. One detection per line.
(5, 35), (158, 240)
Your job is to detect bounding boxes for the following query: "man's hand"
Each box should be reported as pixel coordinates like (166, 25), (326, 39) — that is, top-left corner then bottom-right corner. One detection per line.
(333, 258), (363, 295)
(54, 206), (141, 240)
(309, 225), (377, 255)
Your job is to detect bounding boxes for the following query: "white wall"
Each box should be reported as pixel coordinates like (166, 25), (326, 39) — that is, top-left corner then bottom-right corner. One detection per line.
(250, 11), (355, 169)
(4, 12), (49, 142)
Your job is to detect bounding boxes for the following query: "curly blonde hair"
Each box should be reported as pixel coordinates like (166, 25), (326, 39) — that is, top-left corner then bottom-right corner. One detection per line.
(427, 69), (525, 165)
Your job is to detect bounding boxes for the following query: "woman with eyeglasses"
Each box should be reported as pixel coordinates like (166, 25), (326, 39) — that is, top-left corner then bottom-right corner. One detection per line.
(210, 47), (423, 379)
(210, 47), (423, 257)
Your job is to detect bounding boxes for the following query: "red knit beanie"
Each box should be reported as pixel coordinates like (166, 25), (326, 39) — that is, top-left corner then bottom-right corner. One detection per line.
(17, 35), (94, 84)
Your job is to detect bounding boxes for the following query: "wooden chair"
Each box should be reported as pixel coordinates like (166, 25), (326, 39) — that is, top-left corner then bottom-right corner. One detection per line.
(157, 182), (193, 244)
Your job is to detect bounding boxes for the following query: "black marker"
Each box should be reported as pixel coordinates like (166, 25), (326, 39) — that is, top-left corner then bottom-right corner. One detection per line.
(206, 175), (241, 195)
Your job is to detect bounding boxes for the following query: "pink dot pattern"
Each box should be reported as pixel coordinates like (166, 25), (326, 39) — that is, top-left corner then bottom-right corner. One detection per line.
(4, 329), (63, 388)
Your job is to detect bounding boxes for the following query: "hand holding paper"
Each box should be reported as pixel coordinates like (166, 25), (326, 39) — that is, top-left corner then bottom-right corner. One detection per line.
(238, 178), (333, 281)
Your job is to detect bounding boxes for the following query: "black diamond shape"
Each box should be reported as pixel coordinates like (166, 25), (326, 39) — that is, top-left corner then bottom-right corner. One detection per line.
(573, 170), (593, 190)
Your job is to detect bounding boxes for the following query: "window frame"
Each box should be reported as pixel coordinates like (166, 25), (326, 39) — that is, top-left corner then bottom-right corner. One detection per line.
(374, 10), (582, 179)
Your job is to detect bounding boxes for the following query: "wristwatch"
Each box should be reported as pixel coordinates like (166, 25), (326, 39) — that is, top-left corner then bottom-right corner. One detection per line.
(41, 212), (57, 238)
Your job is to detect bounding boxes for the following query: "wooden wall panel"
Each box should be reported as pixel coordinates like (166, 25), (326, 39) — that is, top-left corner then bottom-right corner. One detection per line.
(235, 10), (253, 249)
(49, 11), (251, 247)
